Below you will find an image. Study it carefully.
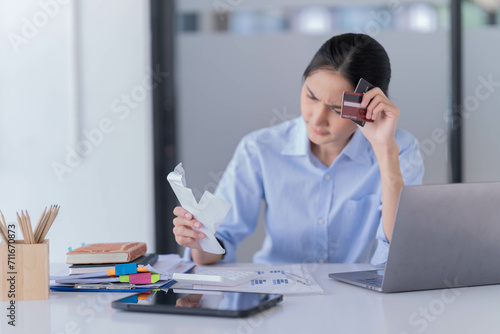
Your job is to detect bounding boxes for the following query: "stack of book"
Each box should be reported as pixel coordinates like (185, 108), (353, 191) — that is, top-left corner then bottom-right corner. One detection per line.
(50, 242), (191, 292)
(66, 242), (151, 274)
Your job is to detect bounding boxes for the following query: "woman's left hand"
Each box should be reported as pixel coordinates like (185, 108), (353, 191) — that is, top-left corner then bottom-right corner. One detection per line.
(357, 87), (399, 149)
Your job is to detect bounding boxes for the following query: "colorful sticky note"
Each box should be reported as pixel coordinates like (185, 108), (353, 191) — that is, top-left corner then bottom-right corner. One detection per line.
(107, 269), (116, 276)
(138, 293), (150, 301)
(137, 267), (149, 273)
(119, 272), (158, 284)
(151, 274), (160, 283)
(115, 263), (137, 275)
(129, 272), (151, 284)
(119, 295), (138, 303)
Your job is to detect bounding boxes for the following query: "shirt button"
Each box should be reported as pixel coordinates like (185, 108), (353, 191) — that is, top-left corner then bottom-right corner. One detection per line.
(318, 259), (324, 264)
(318, 219), (324, 225)
(325, 174), (331, 180)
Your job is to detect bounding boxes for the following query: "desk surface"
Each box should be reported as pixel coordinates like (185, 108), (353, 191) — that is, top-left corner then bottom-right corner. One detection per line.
(2, 263), (500, 334)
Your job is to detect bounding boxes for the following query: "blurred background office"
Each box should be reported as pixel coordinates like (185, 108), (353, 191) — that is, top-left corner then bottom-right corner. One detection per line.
(0, 0), (498, 263)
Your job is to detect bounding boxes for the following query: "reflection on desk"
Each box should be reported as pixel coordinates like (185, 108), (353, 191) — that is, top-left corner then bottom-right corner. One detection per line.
(2, 263), (500, 334)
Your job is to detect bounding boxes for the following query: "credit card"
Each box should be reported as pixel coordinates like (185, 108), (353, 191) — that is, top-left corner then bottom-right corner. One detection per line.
(348, 78), (376, 126)
(341, 92), (374, 123)
(355, 78), (375, 95)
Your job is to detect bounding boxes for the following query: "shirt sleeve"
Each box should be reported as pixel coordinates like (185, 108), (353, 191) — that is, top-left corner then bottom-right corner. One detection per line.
(183, 135), (264, 263)
(371, 133), (425, 265)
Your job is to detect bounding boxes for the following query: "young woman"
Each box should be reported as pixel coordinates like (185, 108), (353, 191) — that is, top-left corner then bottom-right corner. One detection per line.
(172, 33), (424, 265)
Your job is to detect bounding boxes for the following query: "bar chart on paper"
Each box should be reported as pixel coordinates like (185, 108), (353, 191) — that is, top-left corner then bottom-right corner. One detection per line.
(194, 265), (324, 295)
(251, 270), (290, 286)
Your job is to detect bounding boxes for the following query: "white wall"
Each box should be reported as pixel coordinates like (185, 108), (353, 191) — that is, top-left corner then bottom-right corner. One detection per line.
(0, 0), (154, 263)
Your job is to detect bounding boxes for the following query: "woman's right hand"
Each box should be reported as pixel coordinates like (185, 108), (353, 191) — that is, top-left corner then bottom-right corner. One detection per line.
(172, 206), (205, 250)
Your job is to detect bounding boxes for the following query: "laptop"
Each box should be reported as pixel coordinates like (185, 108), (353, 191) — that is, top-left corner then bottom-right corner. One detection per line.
(329, 182), (500, 293)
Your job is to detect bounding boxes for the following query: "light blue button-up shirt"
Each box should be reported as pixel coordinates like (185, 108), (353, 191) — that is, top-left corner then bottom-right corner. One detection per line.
(184, 117), (424, 265)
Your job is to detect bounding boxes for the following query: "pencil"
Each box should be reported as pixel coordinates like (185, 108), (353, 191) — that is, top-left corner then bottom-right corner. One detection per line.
(33, 207), (47, 243)
(21, 211), (29, 244)
(25, 211), (35, 244)
(21, 212), (28, 244)
(0, 210), (9, 244)
(38, 205), (59, 243)
(35, 207), (51, 243)
(45, 205), (59, 239)
(21, 211), (32, 244)
(0, 226), (7, 244)
(17, 212), (27, 244)
(0, 210), (7, 231)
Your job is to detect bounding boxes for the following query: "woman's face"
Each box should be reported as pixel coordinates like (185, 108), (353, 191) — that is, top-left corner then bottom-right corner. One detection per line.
(301, 70), (357, 149)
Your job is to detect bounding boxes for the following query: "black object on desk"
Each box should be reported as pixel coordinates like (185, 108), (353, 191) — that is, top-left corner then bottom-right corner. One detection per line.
(112, 289), (283, 318)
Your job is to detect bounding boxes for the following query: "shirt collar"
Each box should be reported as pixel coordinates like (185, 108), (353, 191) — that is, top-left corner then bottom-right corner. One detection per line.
(280, 117), (309, 156)
(281, 117), (373, 166)
(340, 129), (374, 166)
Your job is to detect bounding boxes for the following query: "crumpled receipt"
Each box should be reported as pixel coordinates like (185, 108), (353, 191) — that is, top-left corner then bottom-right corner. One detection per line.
(167, 163), (231, 254)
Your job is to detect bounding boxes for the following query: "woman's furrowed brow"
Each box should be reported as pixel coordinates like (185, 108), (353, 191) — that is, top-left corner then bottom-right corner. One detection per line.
(306, 86), (316, 97)
(327, 103), (342, 109)
(307, 86), (340, 108)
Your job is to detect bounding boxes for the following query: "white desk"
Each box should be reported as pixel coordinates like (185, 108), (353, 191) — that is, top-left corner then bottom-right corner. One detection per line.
(2, 263), (500, 334)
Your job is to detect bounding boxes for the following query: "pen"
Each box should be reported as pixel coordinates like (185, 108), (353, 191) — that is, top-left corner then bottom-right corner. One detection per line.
(284, 271), (310, 285)
(75, 283), (135, 289)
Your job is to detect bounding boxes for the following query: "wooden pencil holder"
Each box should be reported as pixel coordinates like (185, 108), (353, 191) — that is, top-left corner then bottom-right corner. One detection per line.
(1, 240), (49, 301)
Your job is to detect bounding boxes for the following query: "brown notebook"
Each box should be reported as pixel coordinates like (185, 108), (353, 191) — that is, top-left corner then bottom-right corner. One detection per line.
(66, 242), (147, 264)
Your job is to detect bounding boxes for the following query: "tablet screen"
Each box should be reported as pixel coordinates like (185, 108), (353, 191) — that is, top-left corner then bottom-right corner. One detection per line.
(112, 289), (283, 318)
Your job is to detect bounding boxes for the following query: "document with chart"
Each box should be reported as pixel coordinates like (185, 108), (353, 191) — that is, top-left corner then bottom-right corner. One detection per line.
(183, 264), (324, 295)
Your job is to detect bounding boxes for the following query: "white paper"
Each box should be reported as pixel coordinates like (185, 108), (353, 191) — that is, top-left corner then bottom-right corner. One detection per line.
(192, 264), (324, 295)
(145, 254), (182, 275)
(167, 163), (231, 254)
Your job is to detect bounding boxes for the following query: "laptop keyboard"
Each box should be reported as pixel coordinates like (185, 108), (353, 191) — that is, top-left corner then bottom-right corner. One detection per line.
(330, 269), (385, 289)
(355, 271), (384, 287)
(357, 277), (383, 286)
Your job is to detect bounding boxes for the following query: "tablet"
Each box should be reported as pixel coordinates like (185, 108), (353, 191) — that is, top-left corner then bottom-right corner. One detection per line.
(112, 289), (283, 318)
